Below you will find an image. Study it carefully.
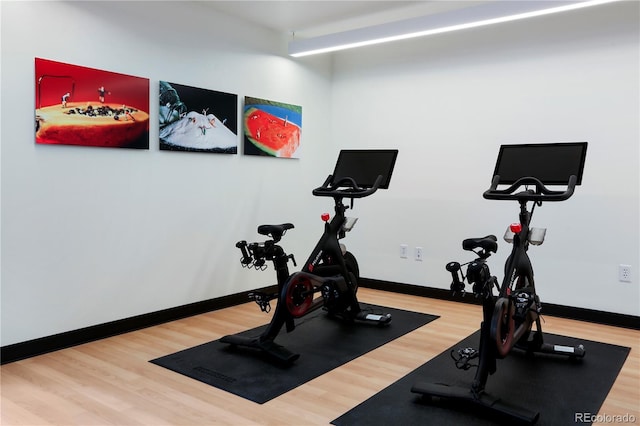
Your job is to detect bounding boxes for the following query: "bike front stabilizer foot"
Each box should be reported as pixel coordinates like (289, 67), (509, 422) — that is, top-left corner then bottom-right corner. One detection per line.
(411, 382), (540, 425)
(219, 334), (300, 365)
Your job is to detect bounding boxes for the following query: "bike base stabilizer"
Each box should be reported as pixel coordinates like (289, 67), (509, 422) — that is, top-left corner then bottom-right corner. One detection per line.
(411, 382), (539, 425)
(356, 311), (392, 325)
(219, 334), (300, 365)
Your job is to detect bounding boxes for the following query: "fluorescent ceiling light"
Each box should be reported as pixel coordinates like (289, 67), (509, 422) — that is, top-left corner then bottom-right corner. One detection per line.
(289, 0), (621, 57)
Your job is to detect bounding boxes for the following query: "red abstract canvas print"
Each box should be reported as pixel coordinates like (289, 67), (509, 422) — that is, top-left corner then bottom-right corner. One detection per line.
(35, 58), (150, 149)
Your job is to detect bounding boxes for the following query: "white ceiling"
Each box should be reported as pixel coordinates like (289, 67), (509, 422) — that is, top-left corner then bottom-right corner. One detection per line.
(202, 1), (487, 38)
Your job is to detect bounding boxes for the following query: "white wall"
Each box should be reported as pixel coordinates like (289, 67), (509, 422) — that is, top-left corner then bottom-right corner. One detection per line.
(330, 1), (639, 316)
(0, 1), (336, 346)
(1, 1), (638, 347)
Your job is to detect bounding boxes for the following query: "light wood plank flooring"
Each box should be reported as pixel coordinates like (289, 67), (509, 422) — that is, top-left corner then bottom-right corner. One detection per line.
(2, 288), (638, 425)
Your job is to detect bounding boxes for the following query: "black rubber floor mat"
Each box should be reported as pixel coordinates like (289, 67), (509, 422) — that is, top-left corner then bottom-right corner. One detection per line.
(151, 304), (438, 404)
(332, 330), (630, 425)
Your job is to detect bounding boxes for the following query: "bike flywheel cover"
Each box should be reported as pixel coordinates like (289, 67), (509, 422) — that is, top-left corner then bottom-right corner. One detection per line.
(491, 297), (515, 358)
(285, 275), (314, 318)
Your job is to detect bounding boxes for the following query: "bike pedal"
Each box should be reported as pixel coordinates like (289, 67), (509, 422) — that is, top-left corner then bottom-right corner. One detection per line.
(459, 347), (479, 359)
(450, 347), (479, 370)
(248, 291), (273, 313)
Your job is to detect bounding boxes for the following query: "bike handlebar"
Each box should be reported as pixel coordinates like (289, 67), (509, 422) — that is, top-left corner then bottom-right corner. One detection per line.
(483, 175), (577, 202)
(312, 174), (383, 198)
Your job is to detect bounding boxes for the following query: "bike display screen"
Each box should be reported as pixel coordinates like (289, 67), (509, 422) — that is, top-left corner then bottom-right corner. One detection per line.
(331, 149), (398, 189)
(493, 142), (587, 185)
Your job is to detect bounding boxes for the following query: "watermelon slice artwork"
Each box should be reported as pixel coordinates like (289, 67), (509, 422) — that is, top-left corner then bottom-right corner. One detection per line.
(243, 97), (302, 158)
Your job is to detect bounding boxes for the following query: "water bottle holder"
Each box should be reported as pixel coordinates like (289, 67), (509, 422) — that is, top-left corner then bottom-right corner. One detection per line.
(504, 226), (547, 245)
(342, 216), (358, 232)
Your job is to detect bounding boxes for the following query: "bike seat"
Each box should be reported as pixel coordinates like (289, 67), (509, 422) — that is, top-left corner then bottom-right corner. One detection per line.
(257, 223), (294, 242)
(462, 235), (498, 253)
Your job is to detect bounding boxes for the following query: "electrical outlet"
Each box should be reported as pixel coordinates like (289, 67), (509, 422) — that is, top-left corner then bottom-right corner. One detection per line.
(619, 264), (632, 282)
(415, 247), (424, 261)
(400, 244), (408, 259)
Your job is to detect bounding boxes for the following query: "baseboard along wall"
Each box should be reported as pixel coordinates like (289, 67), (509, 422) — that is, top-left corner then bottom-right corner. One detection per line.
(1, 279), (638, 365)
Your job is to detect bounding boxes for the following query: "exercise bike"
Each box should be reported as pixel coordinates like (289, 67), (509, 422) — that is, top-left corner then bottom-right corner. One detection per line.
(220, 149), (398, 364)
(412, 142), (588, 424)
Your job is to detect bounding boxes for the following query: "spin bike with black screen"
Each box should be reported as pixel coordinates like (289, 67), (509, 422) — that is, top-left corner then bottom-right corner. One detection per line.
(220, 149), (398, 364)
(412, 142), (588, 424)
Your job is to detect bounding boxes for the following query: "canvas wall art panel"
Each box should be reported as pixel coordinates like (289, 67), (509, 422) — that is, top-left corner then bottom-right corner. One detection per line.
(159, 81), (238, 154)
(243, 96), (302, 158)
(35, 58), (150, 149)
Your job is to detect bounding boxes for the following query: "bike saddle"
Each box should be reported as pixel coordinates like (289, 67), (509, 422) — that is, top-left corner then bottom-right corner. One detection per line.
(257, 223), (294, 242)
(462, 235), (498, 253)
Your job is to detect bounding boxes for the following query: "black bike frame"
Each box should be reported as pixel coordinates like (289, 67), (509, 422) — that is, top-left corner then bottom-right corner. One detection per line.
(250, 195), (359, 343)
(500, 201), (535, 298)
(303, 197), (359, 303)
(472, 199), (539, 395)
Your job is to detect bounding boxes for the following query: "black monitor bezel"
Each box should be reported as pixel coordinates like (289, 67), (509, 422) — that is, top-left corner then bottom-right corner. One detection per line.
(330, 149), (398, 189)
(493, 142), (587, 185)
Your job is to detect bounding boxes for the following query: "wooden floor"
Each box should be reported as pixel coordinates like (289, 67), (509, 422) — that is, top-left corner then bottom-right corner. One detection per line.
(1, 288), (638, 425)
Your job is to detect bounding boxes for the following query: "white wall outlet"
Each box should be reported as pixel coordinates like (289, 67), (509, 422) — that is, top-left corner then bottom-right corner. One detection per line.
(415, 247), (424, 261)
(618, 264), (632, 282)
(400, 244), (408, 259)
